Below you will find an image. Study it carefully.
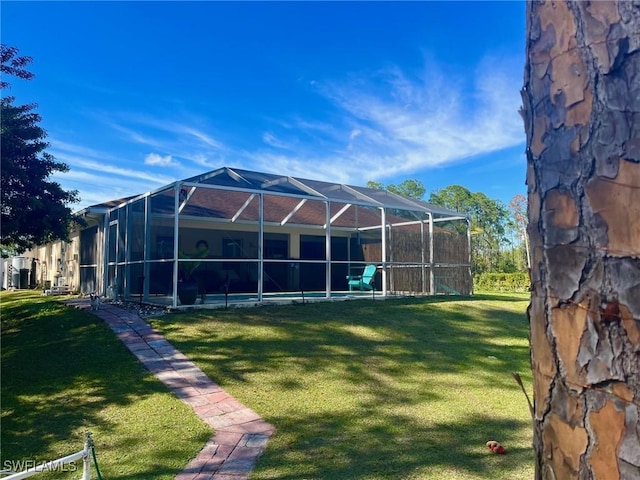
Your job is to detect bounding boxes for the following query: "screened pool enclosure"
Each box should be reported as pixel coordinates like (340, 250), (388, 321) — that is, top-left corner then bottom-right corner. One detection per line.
(80, 167), (472, 307)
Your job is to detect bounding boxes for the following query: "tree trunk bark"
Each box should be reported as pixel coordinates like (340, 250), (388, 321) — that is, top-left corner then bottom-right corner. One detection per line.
(522, 1), (640, 479)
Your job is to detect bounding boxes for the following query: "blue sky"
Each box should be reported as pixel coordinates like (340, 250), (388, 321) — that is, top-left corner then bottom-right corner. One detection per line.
(3, 1), (527, 211)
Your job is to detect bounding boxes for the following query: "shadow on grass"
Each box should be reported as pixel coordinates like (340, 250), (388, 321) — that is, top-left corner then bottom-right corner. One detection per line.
(259, 411), (532, 479)
(160, 296), (530, 389)
(2, 295), (144, 455)
(151, 294), (534, 478)
(1, 292), (210, 479)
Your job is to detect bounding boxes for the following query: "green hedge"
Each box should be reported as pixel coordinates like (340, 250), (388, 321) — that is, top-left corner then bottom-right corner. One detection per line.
(474, 272), (531, 292)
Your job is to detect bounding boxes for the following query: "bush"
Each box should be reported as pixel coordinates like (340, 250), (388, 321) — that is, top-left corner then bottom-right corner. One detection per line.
(474, 272), (530, 292)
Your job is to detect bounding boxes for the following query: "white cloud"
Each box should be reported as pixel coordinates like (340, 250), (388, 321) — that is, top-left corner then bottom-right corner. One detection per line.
(144, 152), (177, 167)
(242, 150), (381, 186)
(262, 132), (291, 150)
(48, 140), (179, 210)
(249, 54), (525, 184)
(104, 120), (166, 149)
(179, 126), (222, 149)
(51, 52), (525, 208)
(186, 153), (215, 168)
(121, 114), (224, 150)
(335, 66), (520, 162)
(52, 169), (145, 210)
(95, 111), (226, 168)
(49, 139), (111, 159)
(50, 142), (175, 184)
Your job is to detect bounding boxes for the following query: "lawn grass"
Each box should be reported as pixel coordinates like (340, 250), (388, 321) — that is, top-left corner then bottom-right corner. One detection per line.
(149, 292), (535, 479)
(0, 290), (212, 479)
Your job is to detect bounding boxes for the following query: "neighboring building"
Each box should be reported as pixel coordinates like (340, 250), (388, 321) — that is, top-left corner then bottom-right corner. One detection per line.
(24, 167), (472, 307)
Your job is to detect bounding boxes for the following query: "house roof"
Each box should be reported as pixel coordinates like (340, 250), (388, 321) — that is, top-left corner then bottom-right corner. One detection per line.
(84, 166), (467, 225)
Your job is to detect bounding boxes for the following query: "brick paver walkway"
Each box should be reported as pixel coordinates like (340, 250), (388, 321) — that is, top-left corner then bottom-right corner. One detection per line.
(65, 299), (274, 480)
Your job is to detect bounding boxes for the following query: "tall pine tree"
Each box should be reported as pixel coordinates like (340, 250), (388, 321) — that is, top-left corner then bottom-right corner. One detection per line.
(523, 2), (640, 478)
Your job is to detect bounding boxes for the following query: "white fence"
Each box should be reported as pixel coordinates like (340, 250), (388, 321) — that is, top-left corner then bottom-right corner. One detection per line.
(1, 433), (94, 480)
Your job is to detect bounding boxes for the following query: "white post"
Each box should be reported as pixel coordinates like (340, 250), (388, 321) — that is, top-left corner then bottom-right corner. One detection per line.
(420, 218), (426, 294)
(82, 433), (93, 480)
(381, 207), (387, 297)
(172, 183), (180, 308)
(325, 200), (331, 298)
(143, 195), (150, 302)
(467, 217), (473, 295)
(258, 193), (264, 302)
(429, 213), (435, 295)
(101, 212), (109, 297)
(122, 204), (129, 299)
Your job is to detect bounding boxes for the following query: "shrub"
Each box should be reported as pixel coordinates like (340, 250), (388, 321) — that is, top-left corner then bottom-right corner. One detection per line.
(474, 272), (531, 292)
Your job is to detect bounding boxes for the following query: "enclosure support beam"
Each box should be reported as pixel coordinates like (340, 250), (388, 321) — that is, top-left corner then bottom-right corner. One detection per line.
(420, 218), (426, 294)
(178, 186), (196, 214)
(341, 184), (381, 205)
(231, 193), (256, 222)
(143, 195), (150, 302)
(123, 204), (130, 299)
(172, 183), (180, 309)
(433, 216), (467, 223)
(388, 223), (394, 293)
(100, 212), (109, 297)
(381, 207), (387, 297)
(325, 201), (331, 298)
(466, 218), (472, 295)
(258, 193), (264, 302)
(329, 203), (352, 226)
(429, 213), (435, 295)
(281, 199), (307, 226)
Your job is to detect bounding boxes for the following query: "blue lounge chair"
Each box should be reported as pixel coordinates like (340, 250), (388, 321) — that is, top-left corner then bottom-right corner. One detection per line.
(347, 265), (377, 291)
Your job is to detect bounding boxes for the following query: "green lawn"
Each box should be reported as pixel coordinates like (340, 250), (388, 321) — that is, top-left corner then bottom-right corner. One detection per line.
(0, 291), (211, 479)
(149, 292), (535, 479)
(1, 291), (533, 479)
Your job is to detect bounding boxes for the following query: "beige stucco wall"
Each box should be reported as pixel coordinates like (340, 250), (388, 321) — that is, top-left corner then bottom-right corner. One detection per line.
(25, 228), (81, 291)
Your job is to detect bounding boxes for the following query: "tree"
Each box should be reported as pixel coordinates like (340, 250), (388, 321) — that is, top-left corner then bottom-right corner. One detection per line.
(366, 179), (426, 200)
(366, 180), (385, 191)
(428, 184), (473, 214)
(366, 178), (428, 222)
(508, 193), (530, 269)
(1, 45), (80, 254)
(522, 2), (639, 479)
(387, 179), (426, 200)
(429, 185), (509, 273)
(0, 45), (34, 87)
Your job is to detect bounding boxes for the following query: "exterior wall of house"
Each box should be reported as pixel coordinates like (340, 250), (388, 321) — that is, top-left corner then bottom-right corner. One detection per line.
(20, 228), (82, 292)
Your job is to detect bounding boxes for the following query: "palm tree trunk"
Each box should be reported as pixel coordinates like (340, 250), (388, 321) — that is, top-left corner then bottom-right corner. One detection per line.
(522, 1), (640, 479)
